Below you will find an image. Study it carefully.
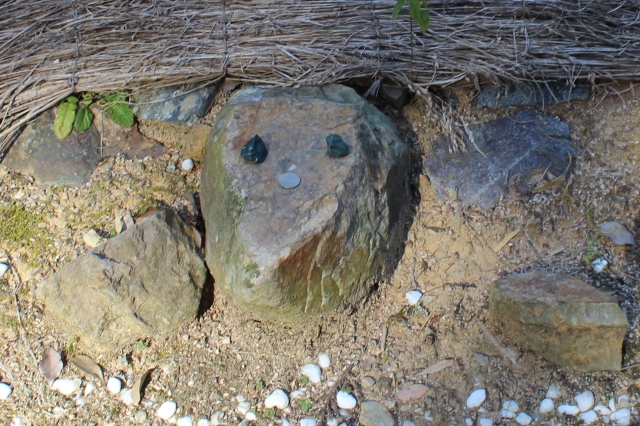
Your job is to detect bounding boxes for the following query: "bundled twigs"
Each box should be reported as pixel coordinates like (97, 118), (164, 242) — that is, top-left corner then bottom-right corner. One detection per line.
(1, 0), (639, 152)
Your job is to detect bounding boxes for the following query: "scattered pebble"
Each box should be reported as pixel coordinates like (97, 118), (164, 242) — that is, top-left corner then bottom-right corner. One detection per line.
(424, 410), (434, 421)
(466, 388), (486, 409)
(611, 408), (632, 426)
(290, 390), (306, 399)
(557, 404), (580, 416)
(197, 419), (211, 426)
(500, 409), (516, 419)
(265, 389), (290, 410)
(237, 400), (251, 416)
(211, 411), (225, 425)
(478, 418), (493, 426)
(599, 221), (635, 245)
(539, 398), (554, 414)
(245, 411), (258, 421)
(327, 419), (339, 426)
(134, 410), (148, 422)
(515, 412), (532, 425)
(83, 229), (104, 248)
(300, 418), (317, 426)
(0, 263), (9, 277)
(592, 258), (608, 273)
(157, 400), (178, 420)
(236, 394), (246, 403)
(403, 421), (417, 426)
(594, 404), (612, 416)
(177, 416), (193, 426)
(52, 378), (77, 396)
(580, 410), (598, 424)
(75, 396), (86, 407)
(10, 418), (22, 426)
(84, 382), (97, 396)
(618, 395), (630, 408)
(610, 397), (617, 412)
(546, 384), (562, 399)
(338, 408), (351, 418)
(280, 419), (291, 426)
(0, 382), (12, 400)
(465, 417), (473, 426)
(106, 377), (122, 394)
(575, 390), (595, 412)
(361, 377), (376, 388)
(318, 353), (331, 369)
(502, 400), (520, 413)
(300, 364), (322, 384)
(405, 290), (423, 305)
(336, 390), (357, 410)
(182, 158), (195, 171)
(120, 388), (134, 405)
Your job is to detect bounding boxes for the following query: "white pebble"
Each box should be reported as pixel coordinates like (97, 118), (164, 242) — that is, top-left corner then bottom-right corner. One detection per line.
(0, 382), (12, 400)
(327, 419), (339, 426)
(197, 419), (211, 426)
(120, 388), (134, 405)
(515, 413), (532, 425)
(236, 394), (246, 403)
(75, 396), (86, 407)
(405, 290), (423, 305)
(84, 382), (97, 396)
(10, 417), (22, 426)
(478, 418), (493, 426)
(617, 395), (630, 408)
(466, 388), (486, 409)
(290, 390), (306, 399)
(610, 398), (617, 413)
(575, 390), (595, 412)
(318, 353), (331, 369)
(106, 377), (122, 394)
(300, 364), (322, 384)
(611, 408), (632, 426)
(539, 398), (554, 414)
(245, 412), (257, 421)
(265, 389), (289, 410)
(546, 384), (562, 399)
(558, 404), (580, 416)
(211, 411), (225, 425)
(177, 416), (193, 426)
(280, 419), (291, 426)
(300, 419), (316, 426)
(592, 258), (608, 273)
(424, 410), (434, 421)
(594, 404), (612, 416)
(580, 410), (598, 424)
(338, 409), (350, 418)
(336, 390), (357, 410)
(0, 263), (9, 277)
(465, 418), (473, 426)
(501, 409), (517, 419)
(503, 400), (520, 413)
(237, 401), (251, 416)
(52, 378), (77, 396)
(403, 421), (417, 426)
(182, 158), (194, 171)
(157, 400), (178, 420)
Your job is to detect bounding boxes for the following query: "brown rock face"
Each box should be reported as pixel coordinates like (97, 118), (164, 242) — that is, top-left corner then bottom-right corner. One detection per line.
(489, 271), (628, 372)
(200, 85), (410, 319)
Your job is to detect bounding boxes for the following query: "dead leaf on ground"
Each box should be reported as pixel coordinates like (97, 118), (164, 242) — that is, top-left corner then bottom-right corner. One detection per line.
(418, 358), (455, 375)
(493, 229), (521, 253)
(532, 153), (572, 194)
(132, 368), (154, 406)
(70, 355), (104, 382)
(39, 347), (63, 385)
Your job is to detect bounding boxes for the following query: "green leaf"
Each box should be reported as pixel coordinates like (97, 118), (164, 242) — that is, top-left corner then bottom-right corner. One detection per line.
(74, 105), (94, 132)
(408, 0), (429, 31)
(66, 95), (79, 104)
(81, 97), (93, 107)
(53, 101), (77, 140)
(104, 92), (127, 103)
(107, 103), (135, 127)
(391, 0), (406, 19)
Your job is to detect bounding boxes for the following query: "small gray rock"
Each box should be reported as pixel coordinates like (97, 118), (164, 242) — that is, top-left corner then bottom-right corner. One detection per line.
(359, 400), (395, 426)
(133, 82), (220, 125)
(599, 221), (635, 245)
(473, 80), (590, 109)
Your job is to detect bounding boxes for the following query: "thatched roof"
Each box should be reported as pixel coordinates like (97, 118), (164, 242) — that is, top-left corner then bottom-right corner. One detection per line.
(1, 0), (639, 152)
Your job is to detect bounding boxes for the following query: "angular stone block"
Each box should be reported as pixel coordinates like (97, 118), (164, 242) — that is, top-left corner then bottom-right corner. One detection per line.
(200, 85), (410, 319)
(489, 271), (628, 371)
(37, 210), (208, 353)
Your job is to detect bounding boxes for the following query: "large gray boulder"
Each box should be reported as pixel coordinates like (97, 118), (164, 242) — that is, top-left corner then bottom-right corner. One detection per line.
(200, 85), (409, 319)
(489, 271), (628, 372)
(37, 210), (207, 353)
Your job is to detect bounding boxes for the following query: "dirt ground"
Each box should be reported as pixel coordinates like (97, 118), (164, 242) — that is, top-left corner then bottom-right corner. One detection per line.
(0, 82), (639, 425)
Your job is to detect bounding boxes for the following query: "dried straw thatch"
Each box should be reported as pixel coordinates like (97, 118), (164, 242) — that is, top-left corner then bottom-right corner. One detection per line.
(1, 0), (639, 152)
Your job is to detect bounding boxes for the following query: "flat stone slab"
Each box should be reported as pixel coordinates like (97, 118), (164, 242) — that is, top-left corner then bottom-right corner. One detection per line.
(133, 82), (220, 125)
(200, 85), (409, 319)
(473, 80), (590, 109)
(37, 209), (207, 353)
(489, 271), (628, 371)
(424, 110), (578, 208)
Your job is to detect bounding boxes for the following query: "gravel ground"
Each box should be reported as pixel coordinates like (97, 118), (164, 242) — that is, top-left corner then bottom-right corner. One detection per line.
(0, 85), (638, 425)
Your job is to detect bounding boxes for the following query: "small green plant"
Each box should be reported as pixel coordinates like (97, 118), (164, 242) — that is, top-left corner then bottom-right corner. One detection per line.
(299, 398), (312, 413)
(341, 385), (354, 394)
(53, 92), (135, 140)
(392, 0), (430, 32)
(256, 379), (266, 390)
(381, 353), (389, 363)
(66, 336), (79, 355)
(584, 235), (600, 262)
(108, 229), (117, 238)
(298, 375), (310, 386)
(135, 340), (149, 351)
(263, 407), (276, 419)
